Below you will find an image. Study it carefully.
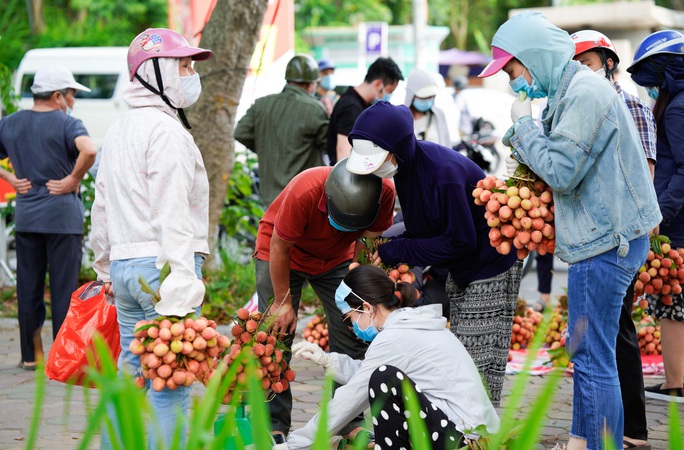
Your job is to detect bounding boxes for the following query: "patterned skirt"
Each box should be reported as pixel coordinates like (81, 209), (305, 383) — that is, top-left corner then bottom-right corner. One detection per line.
(446, 260), (523, 407)
(646, 293), (684, 322)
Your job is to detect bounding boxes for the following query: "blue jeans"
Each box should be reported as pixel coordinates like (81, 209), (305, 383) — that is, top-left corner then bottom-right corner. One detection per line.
(567, 236), (648, 450)
(100, 255), (204, 450)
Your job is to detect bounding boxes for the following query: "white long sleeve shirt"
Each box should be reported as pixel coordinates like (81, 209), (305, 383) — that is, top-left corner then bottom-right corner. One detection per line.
(287, 305), (500, 449)
(90, 57), (209, 317)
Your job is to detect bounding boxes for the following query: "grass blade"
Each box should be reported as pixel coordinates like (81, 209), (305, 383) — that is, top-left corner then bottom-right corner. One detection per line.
(668, 401), (682, 449)
(311, 373), (334, 450)
(403, 379), (431, 450)
(25, 361), (46, 450)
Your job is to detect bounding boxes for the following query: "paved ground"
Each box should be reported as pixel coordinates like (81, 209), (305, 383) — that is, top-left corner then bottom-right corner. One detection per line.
(0, 262), (681, 449)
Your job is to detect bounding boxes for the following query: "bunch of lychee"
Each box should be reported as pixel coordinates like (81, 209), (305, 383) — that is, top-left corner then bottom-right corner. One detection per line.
(222, 308), (296, 403)
(130, 316), (231, 392)
(510, 303), (543, 350)
(634, 235), (684, 306)
(636, 316), (662, 356)
(473, 174), (555, 260)
(302, 315), (329, 351)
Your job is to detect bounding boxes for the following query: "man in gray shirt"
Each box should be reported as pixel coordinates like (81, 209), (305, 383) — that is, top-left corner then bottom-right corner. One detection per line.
(0, 65), (97, 370)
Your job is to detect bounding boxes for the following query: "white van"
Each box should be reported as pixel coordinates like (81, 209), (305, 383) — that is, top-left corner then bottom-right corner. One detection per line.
(13, 47), (130, 149)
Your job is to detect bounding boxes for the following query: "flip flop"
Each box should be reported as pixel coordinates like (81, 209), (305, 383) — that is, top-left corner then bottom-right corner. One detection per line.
(532, 299), (547, 313)
(337, 430), (375, 450)
(17, 361), (37, 371)
(623, 439), (652, 450)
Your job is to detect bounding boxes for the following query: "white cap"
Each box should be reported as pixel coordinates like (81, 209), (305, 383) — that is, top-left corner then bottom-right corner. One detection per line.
(31, 65), (91, 94)
(414, 84), (438, 98)
(346, 139), (389, 175)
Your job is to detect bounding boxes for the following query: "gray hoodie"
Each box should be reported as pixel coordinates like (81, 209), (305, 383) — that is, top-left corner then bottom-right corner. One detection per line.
(287, 304), (499, 449)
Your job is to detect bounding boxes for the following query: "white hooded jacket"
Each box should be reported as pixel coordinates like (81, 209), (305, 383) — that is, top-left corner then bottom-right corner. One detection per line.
(90, 57), (209, 317)
(287, 304), (500, 449)
(403, 68), (451, 147)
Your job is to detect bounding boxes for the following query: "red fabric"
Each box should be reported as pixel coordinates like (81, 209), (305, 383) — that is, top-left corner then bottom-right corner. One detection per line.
(255, 167), (395, 274)
(45, 281), (121, 387)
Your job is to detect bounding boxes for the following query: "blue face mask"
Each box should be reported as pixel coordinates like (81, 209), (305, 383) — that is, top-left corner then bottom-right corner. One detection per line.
(647, 86), (659, 100)
(412, 97), (434, 112)
(372, 86), (392, 104)
(352, 307), (380, 342)
(320, 74), (335, 91)
(328, 215), (356, 232)
(509, 68), (547, 99)
(335, 281), (354, 314)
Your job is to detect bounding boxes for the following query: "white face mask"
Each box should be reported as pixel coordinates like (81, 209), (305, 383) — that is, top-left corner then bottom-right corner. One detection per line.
(179, 73), (202, 107)
(373, 159), (398, 178)
(594, 67), (606, 79)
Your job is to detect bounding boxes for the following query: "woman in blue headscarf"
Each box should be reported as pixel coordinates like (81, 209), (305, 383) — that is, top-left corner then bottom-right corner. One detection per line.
(479, 12), (661, 450)
(627, 30), (684, 405)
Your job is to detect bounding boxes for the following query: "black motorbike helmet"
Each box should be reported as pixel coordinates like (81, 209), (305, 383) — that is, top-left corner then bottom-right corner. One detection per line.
(325, 158), (382, 230)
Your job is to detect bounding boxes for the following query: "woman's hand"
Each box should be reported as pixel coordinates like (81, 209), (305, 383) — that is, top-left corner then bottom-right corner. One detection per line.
(292, 341), (331, 367)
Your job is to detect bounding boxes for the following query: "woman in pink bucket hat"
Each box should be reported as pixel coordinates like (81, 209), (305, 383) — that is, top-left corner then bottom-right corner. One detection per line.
(91, 28), (212, 450)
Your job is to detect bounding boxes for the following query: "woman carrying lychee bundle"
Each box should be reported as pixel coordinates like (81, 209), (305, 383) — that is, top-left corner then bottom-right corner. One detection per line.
(283, 265), (499, 450)
(91, 28), (212, 450)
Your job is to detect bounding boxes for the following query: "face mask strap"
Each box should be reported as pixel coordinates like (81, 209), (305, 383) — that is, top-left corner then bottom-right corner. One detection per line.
(135, 58), (192, 129)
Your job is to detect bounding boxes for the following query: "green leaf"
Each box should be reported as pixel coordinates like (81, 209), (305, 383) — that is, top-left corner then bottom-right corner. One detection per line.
(159, 262), (171, 285)
(138, 275), (158, 300)
(134, 323), (159, 334)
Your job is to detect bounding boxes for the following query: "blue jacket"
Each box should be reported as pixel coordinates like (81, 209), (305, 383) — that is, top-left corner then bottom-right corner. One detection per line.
(501, 12), (661, 263)
(656, 89), (684, 247)
(349, 102), (517, 287)
(631, 54), (684, 247)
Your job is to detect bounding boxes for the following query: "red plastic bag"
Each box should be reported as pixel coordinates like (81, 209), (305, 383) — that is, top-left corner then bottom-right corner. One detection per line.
(45, 281), (121, 386)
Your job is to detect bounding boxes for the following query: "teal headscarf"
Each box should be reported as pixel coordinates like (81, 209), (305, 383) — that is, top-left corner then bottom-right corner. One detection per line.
(492, 11), (574, 99)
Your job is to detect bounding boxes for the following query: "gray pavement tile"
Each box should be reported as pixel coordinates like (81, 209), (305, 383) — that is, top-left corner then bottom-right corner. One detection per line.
(0, 318), (682, 450)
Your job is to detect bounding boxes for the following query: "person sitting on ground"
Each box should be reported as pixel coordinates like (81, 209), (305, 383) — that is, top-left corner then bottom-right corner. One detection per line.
(283, 264), (499, 450)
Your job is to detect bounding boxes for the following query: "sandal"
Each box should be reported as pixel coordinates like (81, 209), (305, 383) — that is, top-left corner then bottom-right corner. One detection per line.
(623, 439), (652, 450)
(337, 429), (375, 449)
(532, 299), (547, 313)
(17, 361), (37, 371)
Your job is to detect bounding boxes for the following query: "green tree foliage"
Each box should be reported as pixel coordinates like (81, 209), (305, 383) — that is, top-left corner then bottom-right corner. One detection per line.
(0, 0), (168, 70)
(294, 0), (554, 53)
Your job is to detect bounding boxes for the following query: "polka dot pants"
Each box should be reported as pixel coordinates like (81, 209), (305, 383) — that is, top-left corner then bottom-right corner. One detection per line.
(368, 365), (463, 450)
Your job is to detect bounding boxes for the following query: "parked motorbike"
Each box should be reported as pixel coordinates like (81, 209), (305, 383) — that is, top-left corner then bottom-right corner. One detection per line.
(452, 117), (501, 174)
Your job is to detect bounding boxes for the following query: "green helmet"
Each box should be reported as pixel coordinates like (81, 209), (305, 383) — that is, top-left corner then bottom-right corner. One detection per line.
(325, 158), (382, 230)
(285, 54), (320, 83)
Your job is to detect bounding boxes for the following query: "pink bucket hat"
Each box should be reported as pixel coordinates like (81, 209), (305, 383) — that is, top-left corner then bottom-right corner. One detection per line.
(127, 28), (213, 81)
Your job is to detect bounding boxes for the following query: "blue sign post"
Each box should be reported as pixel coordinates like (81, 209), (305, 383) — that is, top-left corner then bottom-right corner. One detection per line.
(359, 22), (388, 68)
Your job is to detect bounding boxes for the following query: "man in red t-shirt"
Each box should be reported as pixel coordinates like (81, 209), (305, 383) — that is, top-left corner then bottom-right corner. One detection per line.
(254, 160), (395, 441)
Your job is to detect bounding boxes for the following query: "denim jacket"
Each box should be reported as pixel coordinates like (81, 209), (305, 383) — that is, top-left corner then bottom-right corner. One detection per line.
(510, 61), (661, 263)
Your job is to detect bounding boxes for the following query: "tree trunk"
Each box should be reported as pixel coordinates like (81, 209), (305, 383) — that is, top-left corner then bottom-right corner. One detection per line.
(25, 0), (45, 34)
(186, 0), (268, 267)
